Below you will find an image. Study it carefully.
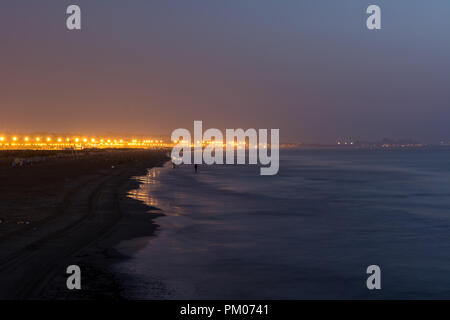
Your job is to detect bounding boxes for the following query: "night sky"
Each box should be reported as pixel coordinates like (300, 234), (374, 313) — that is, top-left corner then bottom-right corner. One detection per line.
(0, 0), (449, 143)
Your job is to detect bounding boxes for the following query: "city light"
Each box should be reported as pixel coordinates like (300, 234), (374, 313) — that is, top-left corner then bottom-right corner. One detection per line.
(0, 134), (171, 150)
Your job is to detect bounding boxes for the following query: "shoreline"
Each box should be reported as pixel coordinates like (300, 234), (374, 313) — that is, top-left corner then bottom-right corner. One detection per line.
(45, 163), (168, 300)
(0, 149), (169, 299)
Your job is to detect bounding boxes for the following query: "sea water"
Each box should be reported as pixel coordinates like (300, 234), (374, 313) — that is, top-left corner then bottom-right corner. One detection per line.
(115, 148), (450, 299)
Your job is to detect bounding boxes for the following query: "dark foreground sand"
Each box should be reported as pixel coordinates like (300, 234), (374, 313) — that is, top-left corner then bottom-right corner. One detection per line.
(0, 149), (169, 299)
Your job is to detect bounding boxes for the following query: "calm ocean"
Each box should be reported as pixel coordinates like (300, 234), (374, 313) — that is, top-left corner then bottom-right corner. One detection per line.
(116, 148), (450, 299)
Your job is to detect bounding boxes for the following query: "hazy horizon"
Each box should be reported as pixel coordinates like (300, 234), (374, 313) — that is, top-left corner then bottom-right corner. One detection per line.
(1, 0), (449, 144)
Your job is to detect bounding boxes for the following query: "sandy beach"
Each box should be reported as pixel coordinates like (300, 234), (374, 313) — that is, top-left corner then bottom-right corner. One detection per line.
(0, 149), (169, 299)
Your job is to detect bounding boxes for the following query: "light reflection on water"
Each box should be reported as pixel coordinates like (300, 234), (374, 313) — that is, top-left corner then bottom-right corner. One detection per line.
(127, 167), (162, 208)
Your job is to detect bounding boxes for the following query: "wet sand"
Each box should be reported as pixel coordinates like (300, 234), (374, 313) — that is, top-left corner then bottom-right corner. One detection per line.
(0, 149), (169, 299)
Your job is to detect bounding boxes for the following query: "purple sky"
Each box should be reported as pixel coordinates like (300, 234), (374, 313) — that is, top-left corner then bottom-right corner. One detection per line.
(0, 0), (449, 143)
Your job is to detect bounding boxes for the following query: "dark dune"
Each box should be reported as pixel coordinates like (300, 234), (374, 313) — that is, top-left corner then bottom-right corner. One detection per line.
(0, 149), (169, 299)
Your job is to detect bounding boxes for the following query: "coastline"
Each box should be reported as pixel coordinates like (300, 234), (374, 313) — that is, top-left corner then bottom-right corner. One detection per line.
(0, 149), (169, 299)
